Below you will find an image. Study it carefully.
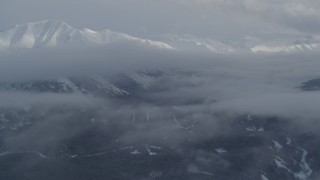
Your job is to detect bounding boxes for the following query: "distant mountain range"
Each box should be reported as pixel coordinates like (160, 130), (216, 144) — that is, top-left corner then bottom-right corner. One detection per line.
(0, 20), (172, 49)
(1, 20), (320, 54)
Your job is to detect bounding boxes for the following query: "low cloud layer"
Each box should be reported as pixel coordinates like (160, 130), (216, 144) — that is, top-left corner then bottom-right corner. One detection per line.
(1, 45), (320, 129)
(0, 92), (96, 108)
(0, 45), (319, 180)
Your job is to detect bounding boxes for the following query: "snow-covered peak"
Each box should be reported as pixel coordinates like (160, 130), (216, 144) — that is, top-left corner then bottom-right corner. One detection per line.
(283, 40), (320, 52)
(0, 20), (74, 48)
(251, 38), (320, 53)
(0, 20), (173, 50)
(2, 20), (320, 54)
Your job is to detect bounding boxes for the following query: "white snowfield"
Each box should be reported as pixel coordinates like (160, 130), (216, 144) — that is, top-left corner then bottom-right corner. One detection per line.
(0, 20), (173, 49)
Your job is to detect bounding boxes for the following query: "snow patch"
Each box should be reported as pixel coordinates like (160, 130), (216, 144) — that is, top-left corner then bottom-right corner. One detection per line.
(146, 145), (157, 156)
(272, 140), (283, 152)
(286, 137), (292, 145)
(130, 150), (141, 155)
(215, 148), (227, 154)
(261, 174), (269, 180)
(187, 164), (214, 176)
(274, 156), (292, 172)
(294, 148), (312, 180)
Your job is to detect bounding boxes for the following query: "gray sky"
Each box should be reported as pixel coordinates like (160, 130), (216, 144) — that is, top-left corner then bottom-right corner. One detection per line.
(1, 0), (320, 40)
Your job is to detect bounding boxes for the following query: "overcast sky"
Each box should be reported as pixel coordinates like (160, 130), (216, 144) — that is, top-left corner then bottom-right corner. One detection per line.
(1, 0), (320, 40)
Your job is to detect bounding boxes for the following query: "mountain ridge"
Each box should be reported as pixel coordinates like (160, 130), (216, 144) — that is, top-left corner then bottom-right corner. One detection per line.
(0, 20), (173, 49)
(2, 20), (320, 54)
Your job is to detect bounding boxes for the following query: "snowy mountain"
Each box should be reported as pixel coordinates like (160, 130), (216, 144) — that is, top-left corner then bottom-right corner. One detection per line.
(0, 20), (172, 49)
(251, 39), (320, 53)
(1, 20), (320, 54)
(164, 35), (237, 54)
(165, 34), (320, 54)
(283, 40), (320, 52)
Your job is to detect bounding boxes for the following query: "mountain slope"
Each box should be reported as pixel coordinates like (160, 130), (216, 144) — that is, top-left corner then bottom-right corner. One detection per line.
(2, 20), (320, 54)
(251, 39), (320, 53)
(0, 20), (172, 49)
